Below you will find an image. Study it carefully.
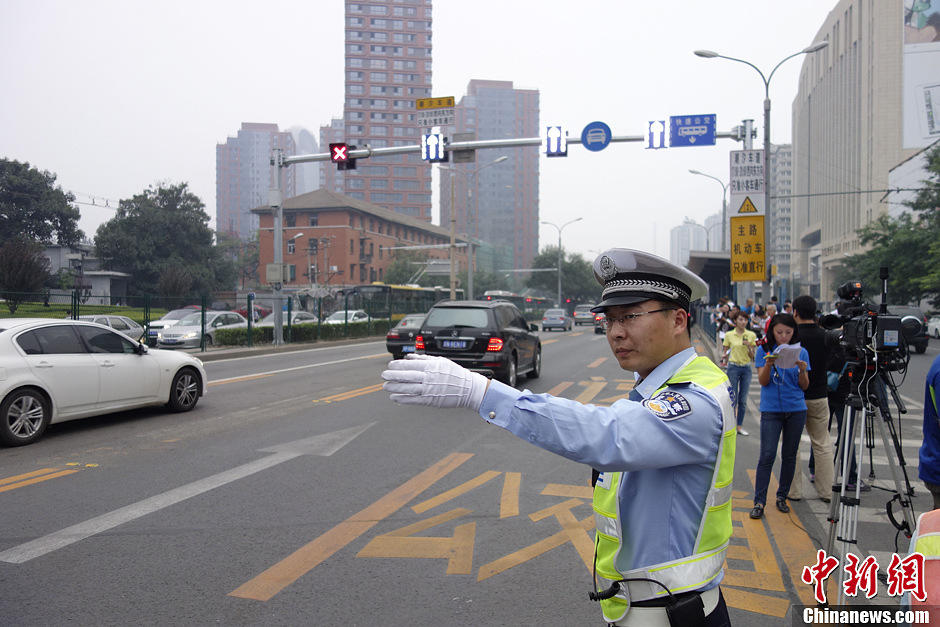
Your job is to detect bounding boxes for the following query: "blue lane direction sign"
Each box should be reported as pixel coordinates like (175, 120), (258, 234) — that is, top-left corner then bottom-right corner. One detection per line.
(422, 133), (447, 162)
(669, 114), (716, 147)
(543, 126), (567, 157)
(581, 121), (612, 152)
(647, 121), (666, 149)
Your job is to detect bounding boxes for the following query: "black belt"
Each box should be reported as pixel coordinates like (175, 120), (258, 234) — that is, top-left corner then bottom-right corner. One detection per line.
(631, 589), (702, 608)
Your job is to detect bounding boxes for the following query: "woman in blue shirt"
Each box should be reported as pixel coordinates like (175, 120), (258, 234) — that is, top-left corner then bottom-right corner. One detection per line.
(750, 313), (810, 519)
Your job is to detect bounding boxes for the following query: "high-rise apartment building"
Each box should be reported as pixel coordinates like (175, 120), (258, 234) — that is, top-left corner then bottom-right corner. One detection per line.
(320, 0), (434, 221)
(441, 80), (540, 278)
(769, 144), (793, 293)
(216, 122), (296, 240)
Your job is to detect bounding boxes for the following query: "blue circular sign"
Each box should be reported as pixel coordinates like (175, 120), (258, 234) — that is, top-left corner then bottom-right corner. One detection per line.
(581, 121), (612, 152)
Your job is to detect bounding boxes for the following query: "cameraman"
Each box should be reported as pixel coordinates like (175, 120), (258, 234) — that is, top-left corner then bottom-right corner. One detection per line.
(788, 295), (835, 503)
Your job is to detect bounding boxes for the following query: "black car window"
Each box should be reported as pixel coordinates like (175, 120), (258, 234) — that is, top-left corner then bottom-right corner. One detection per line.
(424, 308), (489, 328)
(15, 330), (44, 355)
(30, 325), (86, 354)
(76, 325), (136, 354)
(494, 306), (514, 329)
(109, 317), (130, 331)
(510, 307), (528, 329)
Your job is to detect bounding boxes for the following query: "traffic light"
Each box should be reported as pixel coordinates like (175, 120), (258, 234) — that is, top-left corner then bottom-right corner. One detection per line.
(329, 143), (357, 170)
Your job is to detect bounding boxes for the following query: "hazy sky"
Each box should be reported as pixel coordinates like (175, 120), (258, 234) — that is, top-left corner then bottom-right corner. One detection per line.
(0, 1), (838, 262)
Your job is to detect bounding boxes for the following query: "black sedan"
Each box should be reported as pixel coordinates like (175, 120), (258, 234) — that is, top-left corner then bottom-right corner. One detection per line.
(386, 313), (426, 359)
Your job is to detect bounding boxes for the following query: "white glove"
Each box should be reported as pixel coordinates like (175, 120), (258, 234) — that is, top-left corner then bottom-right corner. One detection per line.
(382, 354), (489, 411)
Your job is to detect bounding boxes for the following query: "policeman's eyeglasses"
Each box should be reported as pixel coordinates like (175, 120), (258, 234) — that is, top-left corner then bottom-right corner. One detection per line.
(602, 308), (678, 331)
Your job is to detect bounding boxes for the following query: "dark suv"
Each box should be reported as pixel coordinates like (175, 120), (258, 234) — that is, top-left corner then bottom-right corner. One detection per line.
(886, 306), (929, 354)
(416, 300), (541, 387)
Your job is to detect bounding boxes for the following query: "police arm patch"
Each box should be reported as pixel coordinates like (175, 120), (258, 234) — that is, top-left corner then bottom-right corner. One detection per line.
(641, 391), (692, 421)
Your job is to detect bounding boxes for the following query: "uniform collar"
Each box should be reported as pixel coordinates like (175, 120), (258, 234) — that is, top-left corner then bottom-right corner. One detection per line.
(632, 347), (698, 400)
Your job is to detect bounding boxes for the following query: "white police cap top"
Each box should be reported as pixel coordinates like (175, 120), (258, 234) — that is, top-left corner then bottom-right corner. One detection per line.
(590, 248), (707, 313)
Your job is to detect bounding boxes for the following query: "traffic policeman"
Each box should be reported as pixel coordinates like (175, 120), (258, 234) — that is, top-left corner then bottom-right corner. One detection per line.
(382, 249), (736, 626)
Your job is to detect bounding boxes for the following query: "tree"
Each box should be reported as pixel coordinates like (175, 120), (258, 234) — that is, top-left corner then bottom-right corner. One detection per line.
(0, 159), (83, 246)
(94, 182), (236, 296)
(836, 144), (940, 307)
(525, 246), (596, 305)
(0, 237), (50, 314)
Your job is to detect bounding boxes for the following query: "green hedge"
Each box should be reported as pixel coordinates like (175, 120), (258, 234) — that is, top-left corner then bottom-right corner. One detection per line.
(214, 319), (391, 347)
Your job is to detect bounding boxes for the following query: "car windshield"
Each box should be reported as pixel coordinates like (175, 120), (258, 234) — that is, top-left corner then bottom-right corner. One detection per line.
(545, 309), (565, 316)
(424, 307), (489, 329)
(396, 315), (424, 329)
(162, 309), (199, 321)
(178, 313), (213, 326)
(326, 311), (360, 321)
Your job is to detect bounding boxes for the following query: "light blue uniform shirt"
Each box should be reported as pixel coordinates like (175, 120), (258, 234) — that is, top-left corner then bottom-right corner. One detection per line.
(478, 347), (726, 587)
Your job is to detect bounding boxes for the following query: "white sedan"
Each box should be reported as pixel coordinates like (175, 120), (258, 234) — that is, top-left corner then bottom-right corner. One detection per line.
(929, 316), (940, 339)
(0, 318), (207, 447)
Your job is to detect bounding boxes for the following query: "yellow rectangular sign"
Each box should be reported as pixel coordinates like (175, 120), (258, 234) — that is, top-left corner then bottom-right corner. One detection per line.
(416, 97), (455, 110)
(730, 215), (766, 282)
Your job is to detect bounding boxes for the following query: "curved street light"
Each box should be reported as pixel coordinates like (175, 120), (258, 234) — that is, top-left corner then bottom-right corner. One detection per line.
(688, 170), (729, 252)
(694, 41), (829, 297)
(541, 217), (583, 306)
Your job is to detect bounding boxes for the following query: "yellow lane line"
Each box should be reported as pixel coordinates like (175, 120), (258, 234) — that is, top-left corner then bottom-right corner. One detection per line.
(313, 383), (385, 403)
(209, 373), (273, 386)
(229, 452), (473, 602)
(411, 470), (501, 514)
(0, 469), (80, 493)
(546, 381), (574, 396)
(500, 472), (521, 519)
(574, 381), (607, 404)
(541, 484), (594, 499)
(357, 508), (476, 575)
(587, 357), (606, 368)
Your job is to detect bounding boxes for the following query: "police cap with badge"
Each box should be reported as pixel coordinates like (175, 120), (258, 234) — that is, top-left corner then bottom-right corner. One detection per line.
(590, 248), (707, 313)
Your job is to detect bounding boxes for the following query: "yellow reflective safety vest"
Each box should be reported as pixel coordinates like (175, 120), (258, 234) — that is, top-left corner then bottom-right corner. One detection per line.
(593, 355), (736, 624)
(910, 509), (940, 610)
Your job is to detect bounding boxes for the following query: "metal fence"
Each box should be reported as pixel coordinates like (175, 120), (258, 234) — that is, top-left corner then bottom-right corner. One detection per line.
(0, 290), (411, 351)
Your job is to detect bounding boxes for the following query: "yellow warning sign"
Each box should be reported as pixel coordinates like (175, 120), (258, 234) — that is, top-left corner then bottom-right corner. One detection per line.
(737, 197), (758, 213)
(416, 97), (455, 110)
(730, 215), (765, 282)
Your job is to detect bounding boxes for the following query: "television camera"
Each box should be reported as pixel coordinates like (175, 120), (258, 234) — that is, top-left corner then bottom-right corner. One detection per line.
(819, 269), (906, 371)
(821, 268), (917, 602)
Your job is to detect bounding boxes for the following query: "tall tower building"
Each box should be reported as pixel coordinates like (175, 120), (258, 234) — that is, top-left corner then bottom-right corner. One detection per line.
(769, 144), (792, 294)
(441, 80), (540, 278)
(216, 122), (296, 240)
(320, 0), (434, 221)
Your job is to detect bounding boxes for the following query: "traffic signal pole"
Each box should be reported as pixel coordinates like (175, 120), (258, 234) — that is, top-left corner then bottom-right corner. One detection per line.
(269, 126), (752, 342)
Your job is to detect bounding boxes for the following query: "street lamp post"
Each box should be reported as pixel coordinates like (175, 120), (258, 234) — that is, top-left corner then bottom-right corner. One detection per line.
(683, 219), (713, 252)
(541, 217), (583, 307)
(439, 155), (508, 300)
(688, 170), (730, 252)
(694, 41), (829, 300)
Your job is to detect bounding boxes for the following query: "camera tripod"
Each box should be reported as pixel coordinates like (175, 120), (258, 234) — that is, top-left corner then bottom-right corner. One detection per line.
(824, 355), (917, 605)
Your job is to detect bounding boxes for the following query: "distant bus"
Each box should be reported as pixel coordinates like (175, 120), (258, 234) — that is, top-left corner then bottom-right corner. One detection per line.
(345, 283), (464, 319)
(482, 290), (526, 310)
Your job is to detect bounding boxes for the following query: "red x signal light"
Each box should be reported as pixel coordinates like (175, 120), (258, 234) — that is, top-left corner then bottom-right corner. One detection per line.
(330, 143), (349, 163)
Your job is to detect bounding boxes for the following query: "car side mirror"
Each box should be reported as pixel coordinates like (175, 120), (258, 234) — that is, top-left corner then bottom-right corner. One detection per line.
(135, 342), (149, 355)
(529, 323), (538, 332)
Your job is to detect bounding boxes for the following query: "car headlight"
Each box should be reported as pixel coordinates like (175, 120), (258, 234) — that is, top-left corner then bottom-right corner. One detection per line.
(183, 331), (198, 339)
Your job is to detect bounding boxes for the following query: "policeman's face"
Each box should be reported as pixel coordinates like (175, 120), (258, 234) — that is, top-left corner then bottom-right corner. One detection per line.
(604, 301), (687, 378)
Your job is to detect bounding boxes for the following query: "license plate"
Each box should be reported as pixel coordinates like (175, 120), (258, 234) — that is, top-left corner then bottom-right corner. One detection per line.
(149, 330), (158, 336)
(402, 345), (415, 353)
(442, 340), (467, 349)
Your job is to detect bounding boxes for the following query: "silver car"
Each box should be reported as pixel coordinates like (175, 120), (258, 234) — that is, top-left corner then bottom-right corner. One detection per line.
(156, 311), (247, 348)
(78, 315), (145, 340)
